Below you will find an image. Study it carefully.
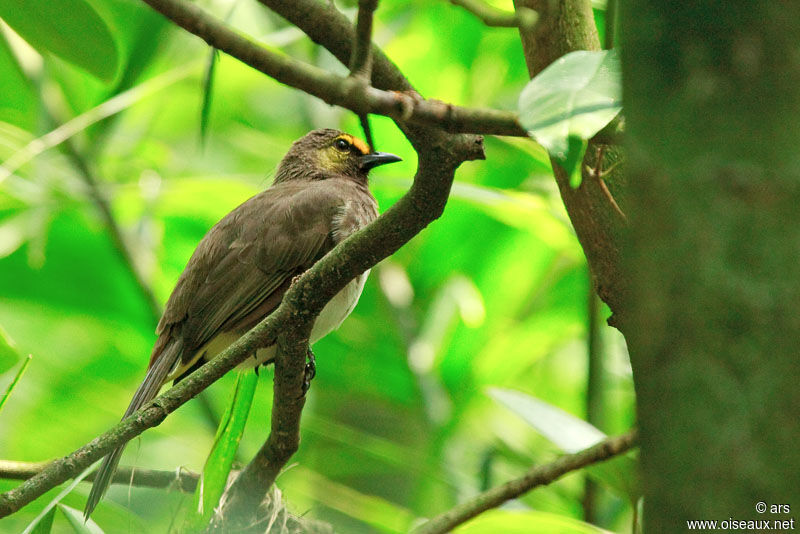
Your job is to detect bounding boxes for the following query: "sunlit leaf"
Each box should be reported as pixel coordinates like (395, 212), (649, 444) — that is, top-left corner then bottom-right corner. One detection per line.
(489, 388), (639, 500)
(0, 325), (20, 374)
(0, 0), (119, 82)
(58, 504), (105, 534)
(0, 32), (37, 130)
(283, 465), (416, 533)
(187, 370), (258, 530)
(29, 506), (56, 534)
(200, 50), (219, 148)
(518, 49), (621, 185)
(453, 509), (612, 533)
(21, 461), (99, 534)
(0, 353), (30, 412)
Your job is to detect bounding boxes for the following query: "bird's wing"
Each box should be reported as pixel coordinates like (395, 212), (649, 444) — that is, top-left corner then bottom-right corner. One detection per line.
(151, 180), (343, 375)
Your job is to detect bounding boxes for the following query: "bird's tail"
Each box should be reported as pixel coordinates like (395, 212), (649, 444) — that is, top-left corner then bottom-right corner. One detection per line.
(83, 340), (182, 519)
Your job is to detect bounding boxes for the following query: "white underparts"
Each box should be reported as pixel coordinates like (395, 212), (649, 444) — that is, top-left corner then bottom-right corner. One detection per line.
(237, 270), (370, 368)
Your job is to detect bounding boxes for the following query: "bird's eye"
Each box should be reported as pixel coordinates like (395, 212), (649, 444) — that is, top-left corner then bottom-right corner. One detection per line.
(334, 138), (351, 151)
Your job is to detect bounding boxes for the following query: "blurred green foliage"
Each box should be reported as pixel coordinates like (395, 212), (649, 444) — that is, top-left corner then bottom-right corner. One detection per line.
(0, 0), (635, 532)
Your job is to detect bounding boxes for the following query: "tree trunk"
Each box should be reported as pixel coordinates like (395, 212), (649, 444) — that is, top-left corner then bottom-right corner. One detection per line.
(622, 2), (800, 531)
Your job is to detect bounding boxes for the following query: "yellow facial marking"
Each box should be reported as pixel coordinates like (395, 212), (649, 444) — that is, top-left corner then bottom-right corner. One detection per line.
(336, 134), (370, 155)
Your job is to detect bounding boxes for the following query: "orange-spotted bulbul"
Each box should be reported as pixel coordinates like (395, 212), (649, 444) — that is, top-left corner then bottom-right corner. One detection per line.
(84, 129), (401, 517)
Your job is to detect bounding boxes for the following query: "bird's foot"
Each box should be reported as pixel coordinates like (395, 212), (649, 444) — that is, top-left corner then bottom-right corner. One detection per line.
(301, 347), (316, 396)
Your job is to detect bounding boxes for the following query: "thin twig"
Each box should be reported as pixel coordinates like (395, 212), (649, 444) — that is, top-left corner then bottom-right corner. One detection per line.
(413, 430), (638, 534)
(587, 148), (627, 222)
(349, 0), (379, 150)
(59, 136), (163, 321)
(449, 0), (519, 27)
(349, 0), (378, 79)
(0, 460), (199, 493)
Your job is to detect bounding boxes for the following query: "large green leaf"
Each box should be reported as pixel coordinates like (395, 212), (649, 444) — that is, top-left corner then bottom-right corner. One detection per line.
(186, 369), (258, 530)
(0, 0), (119, 82)
(0, 32), (37, 130)
(518, 49), (621, 185)
(453, 509), (612, 533)
(489, 388), (639, 501)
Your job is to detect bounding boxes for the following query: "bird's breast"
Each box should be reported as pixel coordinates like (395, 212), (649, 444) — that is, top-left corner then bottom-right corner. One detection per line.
(310, 270), (369, 344)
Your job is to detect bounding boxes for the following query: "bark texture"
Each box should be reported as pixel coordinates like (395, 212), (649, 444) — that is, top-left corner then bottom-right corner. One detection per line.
(513, 0), (629, 325)
(622, 2), (800, 530)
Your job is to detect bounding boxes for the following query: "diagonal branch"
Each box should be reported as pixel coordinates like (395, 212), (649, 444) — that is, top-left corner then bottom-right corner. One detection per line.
(139, 0), (526, 137)
(0, 459), (199, 493)
(413, 430), (638, 534)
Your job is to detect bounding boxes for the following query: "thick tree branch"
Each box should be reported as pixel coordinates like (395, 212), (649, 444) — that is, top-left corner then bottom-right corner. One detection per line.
(449, 0), (538, 30)
(137, 0), (526, 137)
(0, 460), (199, 493)
(413, 430), (638, 534)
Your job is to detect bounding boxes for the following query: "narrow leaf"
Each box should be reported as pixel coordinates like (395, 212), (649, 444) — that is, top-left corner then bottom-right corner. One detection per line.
(489, 388), (640, 500)
(0, 0), (119, 82)
(21, 461), (99, 534)
(199, 49), (219, 148)
(58, 504), (105, 534)
(0, 354), (31, 412)
(29, 507), (56, 534)
(186, 370), (257, 530)
(0, 325), (20, 374)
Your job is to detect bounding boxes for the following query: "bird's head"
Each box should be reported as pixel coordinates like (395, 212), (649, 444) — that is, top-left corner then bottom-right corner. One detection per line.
(274, 129), (402, 184)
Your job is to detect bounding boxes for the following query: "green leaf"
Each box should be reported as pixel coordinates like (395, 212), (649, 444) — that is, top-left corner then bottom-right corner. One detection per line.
(0, 325), (20, 374)
(490, 388), (605, 452)
(186, 369), (258, 530)
(518, 49), (621, 184)
(0, 32), (37, 130)
(29, 506), (56, 534)
(453, 509), (613, 533)
(0, 0), (119, 82)
(0, 354), (30, 412)
(489, 388), (640, 501)
(58, 504), (105, 534)
(22, 461), (99, 534)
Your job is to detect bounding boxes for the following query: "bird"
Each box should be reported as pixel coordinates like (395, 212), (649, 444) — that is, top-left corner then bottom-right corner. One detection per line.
(83, 128), (401, 518)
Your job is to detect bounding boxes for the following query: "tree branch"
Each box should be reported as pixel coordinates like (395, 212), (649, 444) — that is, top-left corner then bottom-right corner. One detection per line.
(211, 329), (311, 529)
(349, 0), (378, 79)
(0, 460), (199, 493)
(513, 0), (628, 325)
(137, 0), (526, 137)
(0, 0), (483, 517)
(449, 0), (538, 30)
(413, 430), (638, 534)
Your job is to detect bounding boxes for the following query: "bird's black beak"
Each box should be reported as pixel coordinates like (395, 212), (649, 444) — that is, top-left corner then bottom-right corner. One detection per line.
(359, 152), (402, 171)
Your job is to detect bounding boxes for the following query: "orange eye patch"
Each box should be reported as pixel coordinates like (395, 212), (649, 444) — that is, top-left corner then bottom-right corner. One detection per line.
(337, 134), (370, 155)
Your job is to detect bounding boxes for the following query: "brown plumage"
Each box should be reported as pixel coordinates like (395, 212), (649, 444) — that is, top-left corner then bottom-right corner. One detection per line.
(84, 129), (401, 518)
